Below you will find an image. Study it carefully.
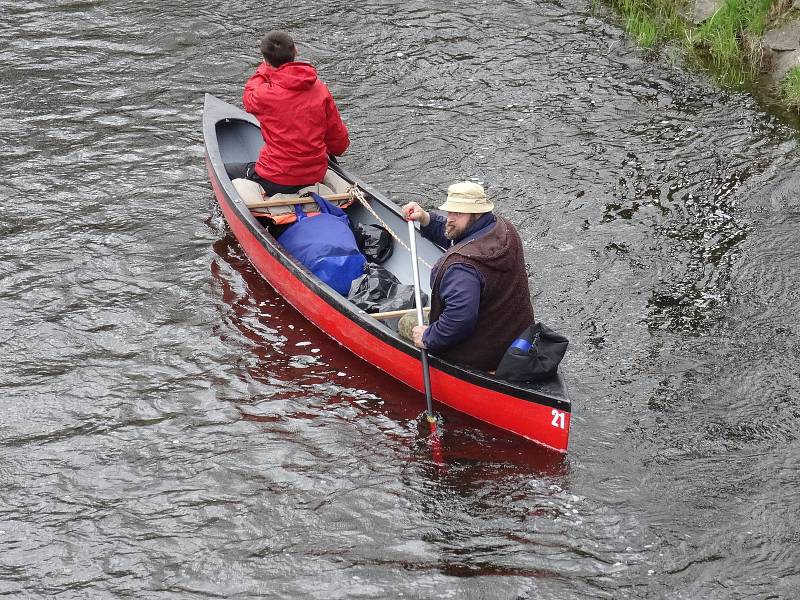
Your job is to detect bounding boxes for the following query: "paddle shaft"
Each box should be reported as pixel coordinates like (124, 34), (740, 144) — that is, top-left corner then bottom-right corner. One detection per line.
(407, 219), (434, 418)
(245, 193), (351, 209)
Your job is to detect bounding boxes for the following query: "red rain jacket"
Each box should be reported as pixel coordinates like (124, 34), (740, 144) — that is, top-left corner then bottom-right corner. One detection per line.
(243, 62), (350, 186)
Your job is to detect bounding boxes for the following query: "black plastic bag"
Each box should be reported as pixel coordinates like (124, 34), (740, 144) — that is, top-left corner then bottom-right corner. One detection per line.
(495, 322), (568, 382)
(353, 224), (393, 264)
(348, 263), (426, 313)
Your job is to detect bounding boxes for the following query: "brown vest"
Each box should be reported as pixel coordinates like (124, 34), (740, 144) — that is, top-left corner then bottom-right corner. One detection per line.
(430, 216), (534, 371)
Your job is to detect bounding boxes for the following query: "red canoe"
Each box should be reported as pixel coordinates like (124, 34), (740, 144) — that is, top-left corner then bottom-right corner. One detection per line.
(202, 94), (571, 452)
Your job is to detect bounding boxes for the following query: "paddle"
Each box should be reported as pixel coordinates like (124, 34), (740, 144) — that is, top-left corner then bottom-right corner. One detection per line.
(406, 218), (437, 428)
(243, 193), (351, 209)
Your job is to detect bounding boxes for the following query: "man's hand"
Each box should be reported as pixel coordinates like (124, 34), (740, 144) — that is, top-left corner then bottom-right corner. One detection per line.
(412, 325), (427, 349)
(401, 202), (431, 227)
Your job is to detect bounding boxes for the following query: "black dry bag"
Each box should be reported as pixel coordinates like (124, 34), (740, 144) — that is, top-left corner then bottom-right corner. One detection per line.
(495, 322), (568, 382)
(347, 263), (426, 313)
(354, 223), (394, 264)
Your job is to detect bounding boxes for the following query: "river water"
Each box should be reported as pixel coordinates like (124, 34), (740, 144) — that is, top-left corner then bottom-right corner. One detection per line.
(2, 0), (799, 598)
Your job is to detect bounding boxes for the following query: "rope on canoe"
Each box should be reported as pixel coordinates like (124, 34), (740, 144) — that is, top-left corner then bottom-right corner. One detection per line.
(348, 185), (433, 270)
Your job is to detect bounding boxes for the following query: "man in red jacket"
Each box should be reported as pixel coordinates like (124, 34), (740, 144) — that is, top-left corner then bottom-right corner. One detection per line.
(236, 31), (350, 196)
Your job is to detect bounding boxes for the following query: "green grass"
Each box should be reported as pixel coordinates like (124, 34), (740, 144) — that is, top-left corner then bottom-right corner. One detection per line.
(693, 0), (774, 85)
(781, 67), (800, 108)
(606, 0), (687, 47)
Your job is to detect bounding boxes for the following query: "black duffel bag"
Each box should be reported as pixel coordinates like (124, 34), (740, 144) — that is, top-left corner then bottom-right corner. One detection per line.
(495, 322), (568, 382)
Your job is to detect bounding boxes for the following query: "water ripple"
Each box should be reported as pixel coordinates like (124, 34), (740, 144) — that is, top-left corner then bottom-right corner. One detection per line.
(2, 0), (800, 598)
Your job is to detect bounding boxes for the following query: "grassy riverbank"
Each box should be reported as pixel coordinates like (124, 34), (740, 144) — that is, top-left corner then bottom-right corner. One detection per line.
(602, 0), (800, 111)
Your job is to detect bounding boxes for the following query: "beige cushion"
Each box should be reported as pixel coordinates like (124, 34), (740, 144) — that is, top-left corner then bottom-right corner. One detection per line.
(297, 183), (336, 198)
(232, 178), (266, 207)
(264, 193), (295, 216)
(322, 169), (349, 193)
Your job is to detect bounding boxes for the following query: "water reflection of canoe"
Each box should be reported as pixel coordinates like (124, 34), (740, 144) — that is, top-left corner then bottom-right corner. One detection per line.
(202, 93), (571, 453)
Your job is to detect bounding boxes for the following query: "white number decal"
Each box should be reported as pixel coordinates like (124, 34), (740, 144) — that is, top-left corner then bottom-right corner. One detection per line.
(551, 409), (565, 429)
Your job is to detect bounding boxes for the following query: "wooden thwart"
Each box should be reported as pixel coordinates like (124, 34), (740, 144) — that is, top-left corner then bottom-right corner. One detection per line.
(245, 193), (352, 209)
(369, 307), (431, 321)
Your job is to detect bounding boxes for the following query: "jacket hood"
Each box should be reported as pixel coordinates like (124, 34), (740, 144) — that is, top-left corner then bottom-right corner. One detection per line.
(455, 215), (518, 273)
(271, 62), (318, 91)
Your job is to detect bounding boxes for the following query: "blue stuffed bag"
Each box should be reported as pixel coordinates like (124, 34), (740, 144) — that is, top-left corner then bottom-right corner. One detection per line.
(277, 193), (366, 295)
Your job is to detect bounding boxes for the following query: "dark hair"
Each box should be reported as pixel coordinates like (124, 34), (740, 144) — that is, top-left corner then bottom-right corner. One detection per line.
(260, 31), (296, 67)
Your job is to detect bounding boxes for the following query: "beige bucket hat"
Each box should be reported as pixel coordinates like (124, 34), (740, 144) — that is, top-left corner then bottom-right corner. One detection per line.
(438, 181), (494, 213)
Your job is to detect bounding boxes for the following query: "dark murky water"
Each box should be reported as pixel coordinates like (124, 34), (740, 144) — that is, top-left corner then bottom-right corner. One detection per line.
(2, 1), (799, 598)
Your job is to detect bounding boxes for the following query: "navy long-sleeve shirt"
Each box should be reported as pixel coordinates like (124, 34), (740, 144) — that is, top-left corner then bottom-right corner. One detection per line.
(419, 212), (497, 352)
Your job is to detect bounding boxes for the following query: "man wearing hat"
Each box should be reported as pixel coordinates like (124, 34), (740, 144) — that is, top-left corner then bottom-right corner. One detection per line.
(400, 182), (534, 371)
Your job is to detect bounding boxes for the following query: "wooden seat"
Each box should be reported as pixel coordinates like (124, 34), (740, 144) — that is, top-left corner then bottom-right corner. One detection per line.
(231, 172), (354, 225)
